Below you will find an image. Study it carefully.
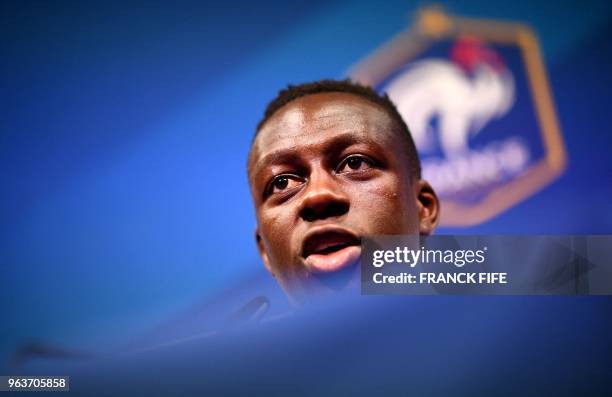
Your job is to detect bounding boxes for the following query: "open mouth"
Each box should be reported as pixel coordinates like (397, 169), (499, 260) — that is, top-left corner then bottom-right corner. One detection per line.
(301, 228), (361, 273)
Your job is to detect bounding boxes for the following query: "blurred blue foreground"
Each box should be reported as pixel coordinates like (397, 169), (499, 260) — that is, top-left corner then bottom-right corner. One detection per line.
(17, 296), (612, 396)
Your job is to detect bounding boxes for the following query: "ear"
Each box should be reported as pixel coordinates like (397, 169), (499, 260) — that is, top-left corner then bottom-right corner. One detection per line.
(255, 228), (275, 276)
(415, 180), (440, 235)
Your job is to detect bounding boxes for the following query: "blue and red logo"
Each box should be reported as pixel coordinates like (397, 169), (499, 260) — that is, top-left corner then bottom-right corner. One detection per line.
(349, 8), (567, 226)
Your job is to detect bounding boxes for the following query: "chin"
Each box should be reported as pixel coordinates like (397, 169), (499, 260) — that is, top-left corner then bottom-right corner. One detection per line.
(280, 259), (362, 304)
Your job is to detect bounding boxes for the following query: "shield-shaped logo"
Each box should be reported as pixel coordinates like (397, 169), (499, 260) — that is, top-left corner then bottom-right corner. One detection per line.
(349, 7), (567, 226)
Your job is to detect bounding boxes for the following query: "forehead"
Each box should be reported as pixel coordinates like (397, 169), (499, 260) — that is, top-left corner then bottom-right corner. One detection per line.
(249, 92), (398, 170)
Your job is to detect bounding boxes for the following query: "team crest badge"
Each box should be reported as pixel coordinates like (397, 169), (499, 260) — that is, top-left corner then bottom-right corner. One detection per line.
(349, 7), (567, 226)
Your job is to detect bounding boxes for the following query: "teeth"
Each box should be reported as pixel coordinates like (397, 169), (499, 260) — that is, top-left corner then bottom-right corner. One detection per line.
(303, 232), (360, 258)
(318, 241), (339, 251)
(315, 243), (348, 255)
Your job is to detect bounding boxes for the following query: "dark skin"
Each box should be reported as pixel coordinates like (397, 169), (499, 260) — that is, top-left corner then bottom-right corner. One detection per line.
(248, 92), (439, 302)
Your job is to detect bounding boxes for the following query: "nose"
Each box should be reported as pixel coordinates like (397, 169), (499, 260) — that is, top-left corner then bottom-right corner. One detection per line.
(298, 169), (349, 222)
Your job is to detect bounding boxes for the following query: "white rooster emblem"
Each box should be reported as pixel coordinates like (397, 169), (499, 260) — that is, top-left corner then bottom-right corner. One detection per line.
(384, 38), (515, 157)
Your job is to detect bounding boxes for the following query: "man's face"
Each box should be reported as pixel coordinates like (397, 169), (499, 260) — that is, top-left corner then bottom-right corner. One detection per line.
(248, 92), (437, 301)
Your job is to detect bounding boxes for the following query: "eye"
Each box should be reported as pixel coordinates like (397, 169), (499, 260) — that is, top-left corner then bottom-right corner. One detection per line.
(336, 155), (375, 173)
(267, 174), (304, 195)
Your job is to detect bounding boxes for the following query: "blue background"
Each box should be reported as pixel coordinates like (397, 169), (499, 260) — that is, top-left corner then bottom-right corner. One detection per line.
(2, 0), (612, 371)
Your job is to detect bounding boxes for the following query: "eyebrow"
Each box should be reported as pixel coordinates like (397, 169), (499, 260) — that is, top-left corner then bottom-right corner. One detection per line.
(251, 132), (370, 176)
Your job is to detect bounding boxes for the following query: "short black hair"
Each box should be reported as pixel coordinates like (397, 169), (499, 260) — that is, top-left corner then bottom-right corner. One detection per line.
(254, 78), (421, 179)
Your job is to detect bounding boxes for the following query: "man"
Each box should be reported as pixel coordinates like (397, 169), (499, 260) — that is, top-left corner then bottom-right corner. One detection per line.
(248, 79), (439, 302)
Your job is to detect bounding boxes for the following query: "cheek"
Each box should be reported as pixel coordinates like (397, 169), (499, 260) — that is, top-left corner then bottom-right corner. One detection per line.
(259, 208), (297, 263)
(351, 174), (419, 234)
